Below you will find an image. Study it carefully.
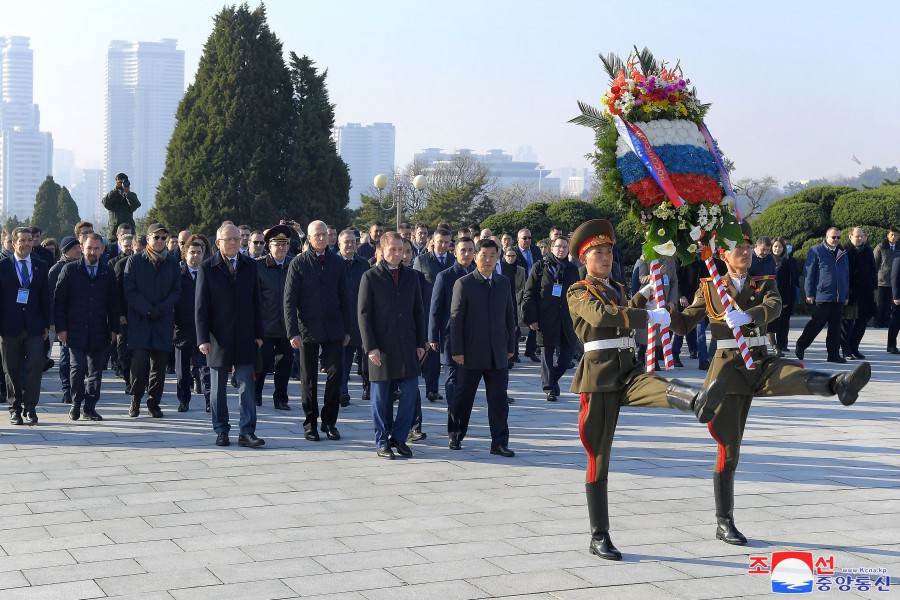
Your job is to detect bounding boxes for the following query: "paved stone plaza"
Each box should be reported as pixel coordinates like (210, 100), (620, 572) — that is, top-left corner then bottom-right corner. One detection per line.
(1, 319), (897, 599)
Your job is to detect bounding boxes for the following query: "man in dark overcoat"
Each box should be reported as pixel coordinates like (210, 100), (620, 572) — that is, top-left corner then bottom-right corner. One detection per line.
(284, 220), (353, 442)
(358, 232), (427, 459)
(254, 225), (294, 411)
(173, 235), (210, 413)
(337, 228), (370, 406)
(197, 223), (265, 448)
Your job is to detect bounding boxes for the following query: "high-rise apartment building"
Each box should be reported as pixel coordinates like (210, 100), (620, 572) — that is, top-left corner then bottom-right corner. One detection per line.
(105, 39), (184, 220)
(0, 36), (53, 222)
(333, 122), (395, 208)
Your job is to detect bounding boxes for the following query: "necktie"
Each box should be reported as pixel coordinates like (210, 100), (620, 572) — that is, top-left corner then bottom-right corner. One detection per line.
(439, 255), (445, 266)
(390, 268), (399, 286)
(318, 254), (325, 269)
(89, 265), (96, 279)
(191, 270), (197, 282)
(19, 260), (30, 287)
(228, 258), (236, 275)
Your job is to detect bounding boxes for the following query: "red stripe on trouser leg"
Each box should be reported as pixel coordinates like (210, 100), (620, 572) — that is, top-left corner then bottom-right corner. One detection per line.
(707, 421), (726, 473)
(578, 393), (596, 482)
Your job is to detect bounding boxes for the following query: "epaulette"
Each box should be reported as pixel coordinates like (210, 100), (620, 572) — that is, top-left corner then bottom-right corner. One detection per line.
(700, 277), (713, 282)
(751, 275), (776, 281)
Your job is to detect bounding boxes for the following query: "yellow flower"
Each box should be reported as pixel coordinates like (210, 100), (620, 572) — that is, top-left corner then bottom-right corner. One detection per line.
(657, 228), (666, 236)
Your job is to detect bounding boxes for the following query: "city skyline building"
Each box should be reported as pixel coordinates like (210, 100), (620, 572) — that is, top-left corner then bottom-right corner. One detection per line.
(414, 147), (560, 196)
(0, 35), (53, 222)
(104, 38), (184, 221)
(333, 122), (395, 209)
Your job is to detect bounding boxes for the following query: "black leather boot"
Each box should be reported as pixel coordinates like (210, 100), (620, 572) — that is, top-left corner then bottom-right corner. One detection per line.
(586, 480), (622, 560)
(806, 362), (870, 406)
(713, 471), (747, 545)
(666, 378), (724, 423)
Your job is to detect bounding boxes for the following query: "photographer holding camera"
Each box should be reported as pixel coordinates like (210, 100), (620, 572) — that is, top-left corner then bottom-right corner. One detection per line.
(102, 173), (141, 239)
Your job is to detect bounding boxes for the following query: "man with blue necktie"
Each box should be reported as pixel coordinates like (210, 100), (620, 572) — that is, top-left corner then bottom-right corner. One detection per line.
(514, 228), (542, 361)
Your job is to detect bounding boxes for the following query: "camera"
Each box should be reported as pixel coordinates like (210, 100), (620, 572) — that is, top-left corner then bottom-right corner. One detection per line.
(123, 179), (131, 188)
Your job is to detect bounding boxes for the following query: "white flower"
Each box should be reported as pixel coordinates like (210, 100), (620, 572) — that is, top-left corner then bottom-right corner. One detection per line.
(653, 240), (677, 256)
(690, 225), (703, 241)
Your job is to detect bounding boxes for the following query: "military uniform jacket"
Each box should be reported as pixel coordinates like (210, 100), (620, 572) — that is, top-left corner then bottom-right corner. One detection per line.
(566, 276), (649, 393)
(670, 274), (782, 390)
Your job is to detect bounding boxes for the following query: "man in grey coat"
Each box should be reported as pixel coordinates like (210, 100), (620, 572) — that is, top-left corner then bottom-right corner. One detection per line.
(123, 223), (181, 418)
(358, 232), (427, 459)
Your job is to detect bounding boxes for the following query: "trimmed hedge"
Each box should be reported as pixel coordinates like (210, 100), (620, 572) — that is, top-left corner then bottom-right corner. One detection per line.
(752, 201), (830, 247)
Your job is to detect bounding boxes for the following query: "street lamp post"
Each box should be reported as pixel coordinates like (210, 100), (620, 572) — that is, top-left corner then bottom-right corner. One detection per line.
(373, 173), (428, 232)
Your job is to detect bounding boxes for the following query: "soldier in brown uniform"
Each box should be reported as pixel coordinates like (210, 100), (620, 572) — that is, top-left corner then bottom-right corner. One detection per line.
(670, 220), (870, 546)
(567, 219), (726, 561)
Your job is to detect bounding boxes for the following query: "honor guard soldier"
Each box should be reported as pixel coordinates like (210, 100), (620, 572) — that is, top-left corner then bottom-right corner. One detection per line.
(670, 220), (870, 547)
(567, 219), (725, 561)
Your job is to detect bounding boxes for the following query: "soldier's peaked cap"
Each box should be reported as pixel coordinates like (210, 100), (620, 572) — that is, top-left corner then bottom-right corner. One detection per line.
(570, 219), (616, 258)
(264, 224), (293, 244)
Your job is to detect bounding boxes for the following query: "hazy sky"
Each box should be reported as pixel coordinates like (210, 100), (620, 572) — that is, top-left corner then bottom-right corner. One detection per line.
(4, 0), (899, 185)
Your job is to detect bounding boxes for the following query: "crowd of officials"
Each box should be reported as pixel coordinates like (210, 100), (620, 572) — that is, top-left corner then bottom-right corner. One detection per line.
(1, 211), (897, 455)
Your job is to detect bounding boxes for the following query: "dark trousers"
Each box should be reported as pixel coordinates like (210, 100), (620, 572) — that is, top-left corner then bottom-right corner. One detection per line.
(58, 344), (71, 402)
(340, 344), (367, 396)
(255, 337), (292, 404)
(175, 343), (209, 404)
(117, 325), (132, 389)
(1, 332), (45, 412)
(0, 344), (6, 401)
(524, 329), (537, 357)
(875, 286), (894, 327)
(770, 305), (793, 350)
(299, 341), (342, 430)
(447, 366), (510, 447)
(540, 343), (574, 395)
(210, 363), (256, 435)
(842, 317), (871, 355)
(69, 346), (107, 411)
(888, 304), (900, 348)
(370, 376), (417, 448)
(797, 302), (844, 359)
(130, 348), (168, 407)
(420, 350), (440, 394)
(444, 359), (460, 408)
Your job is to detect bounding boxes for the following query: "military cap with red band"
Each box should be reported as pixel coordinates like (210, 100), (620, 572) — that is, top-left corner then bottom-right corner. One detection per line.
(570, 219), (616, 259)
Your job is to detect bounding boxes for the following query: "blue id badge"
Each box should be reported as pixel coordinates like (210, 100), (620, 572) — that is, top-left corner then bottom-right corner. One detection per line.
(16, 288), (29, 304)
(662, 275), (669, 286)
(552, 283), (563, 297)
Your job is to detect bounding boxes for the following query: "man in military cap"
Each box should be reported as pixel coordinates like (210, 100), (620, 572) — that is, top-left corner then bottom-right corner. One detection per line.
(670, 220), (870, 547)
(255, 225), (294, 410)
(568, 219), (726, 561)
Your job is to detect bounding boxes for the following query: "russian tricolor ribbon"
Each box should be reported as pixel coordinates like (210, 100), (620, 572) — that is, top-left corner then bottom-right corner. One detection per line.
(697, 121), (742, 221)
(613, 116), (684, 209)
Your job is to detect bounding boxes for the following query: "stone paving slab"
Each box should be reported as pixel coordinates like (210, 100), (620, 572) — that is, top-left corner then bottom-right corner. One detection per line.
(0, 321), (897, 598)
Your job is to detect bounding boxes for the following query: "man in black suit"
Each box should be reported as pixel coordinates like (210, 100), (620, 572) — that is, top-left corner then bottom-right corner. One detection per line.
(412, 228), (455, 402)
(28, 227), (55, 266)
(359, 232), (427, 459)
(514, 228), (542, 362)
(448, 238), (517, 457)
(428, 237), (476, 416)
(54, 233), (120, 421)
(254, 226), (294, 410)
(284, 220), (353, 442)
(522, 236), (581, 401)
(0, 227), (51, 425)
(173, 235), (209, 413)
(336, 228), (370, 406)
(196, 223), (265, 448)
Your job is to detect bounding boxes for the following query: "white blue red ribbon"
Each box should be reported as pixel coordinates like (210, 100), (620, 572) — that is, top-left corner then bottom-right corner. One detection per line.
(698, 122), (741, 221)
(614, 116), (684, 209)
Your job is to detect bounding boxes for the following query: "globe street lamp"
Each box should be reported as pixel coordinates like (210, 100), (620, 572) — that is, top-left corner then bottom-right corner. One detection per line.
(373, 173), (427, 232)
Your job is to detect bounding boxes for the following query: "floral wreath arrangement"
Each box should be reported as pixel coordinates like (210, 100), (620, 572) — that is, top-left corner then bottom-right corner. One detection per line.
(572, 47), (755, 370)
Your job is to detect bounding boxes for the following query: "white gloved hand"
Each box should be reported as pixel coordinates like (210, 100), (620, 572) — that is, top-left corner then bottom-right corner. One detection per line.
(639, 283), (655, 300)
(647, 307), (671, 328)
(724, 309), (752, 329)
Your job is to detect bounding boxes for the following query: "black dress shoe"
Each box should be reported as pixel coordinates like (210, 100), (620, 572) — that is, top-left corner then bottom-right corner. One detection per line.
(361, 388), (371, 401)
(689, 351), (697, 359)
(390, 438), (413, 457)
(850, 352), (866, 360)
(795, 347), (805, 360)
(83, 409), (103, 421)
(490, 446), (515, 458)
(148, 406), (164, 418)
(407, 430), (427, 442)
(255, 397), (263, 407)
(305, 429), (321, 442)
(238, 433), (265, 448)
(448, 440), (461, 450)
(888, 347), (900, 355)
(69, 405), (81, 421)
(215, 433), (230, 446)
(513, 356), (521, 363)
(546, 393), (557, 402)
(698, 360), (710, 371)
(274, 401), (289, 410)
(23, 410), (38, 425)
(376, 445), (394, 459)
(589, 532), (622, 561)
(673, 356), (684, 367)
(426, 392), (439, 402)
(506, 395), (516, 404)
(10, 412), (23, 425)
(205, 400), (211, 413)
(177, 401), (188, 412)
(827, 356), (848, 364)
(193, 380), (203, 395)
(43, 358), (54, 372)
(434, 393), (443, 401)
(340, 393), (351, 407)
(62, 395), (72, 404)
(321, 425), (341, 440)
(525, 353), (540, 363)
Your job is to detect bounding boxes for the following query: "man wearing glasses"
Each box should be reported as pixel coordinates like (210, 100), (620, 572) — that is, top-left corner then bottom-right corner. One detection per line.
(123, 223), (181, 418)
(248, 231), (267, 259)
(514, 228), (542, 362)
(795, 227), (851, 363)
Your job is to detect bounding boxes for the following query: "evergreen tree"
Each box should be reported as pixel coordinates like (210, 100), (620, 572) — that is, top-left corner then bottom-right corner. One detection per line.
(286, 53), (350, 228)
(151, 3), (295, 232)
(352, 192), (398, 231)
(56, 186), (81, 240)
(31, 176), (61, 237)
